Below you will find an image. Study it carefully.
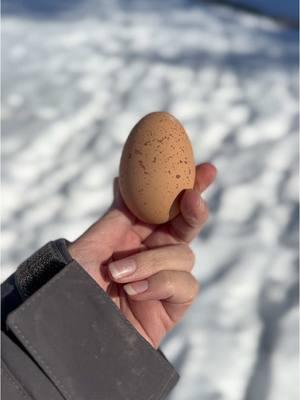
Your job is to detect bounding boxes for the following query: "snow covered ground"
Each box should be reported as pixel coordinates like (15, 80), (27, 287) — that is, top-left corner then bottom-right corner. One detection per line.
(2, 1), (299, 399)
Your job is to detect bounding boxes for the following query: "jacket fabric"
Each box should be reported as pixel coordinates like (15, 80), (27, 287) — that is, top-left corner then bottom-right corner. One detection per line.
(1, 239), (179, 400)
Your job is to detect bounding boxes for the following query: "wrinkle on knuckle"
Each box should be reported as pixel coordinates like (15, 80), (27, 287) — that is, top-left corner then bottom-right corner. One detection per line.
(168, 223), (186, 243)
(151, 252), (164, 270)
(184, 201), (209, 230)
(184, 214), (200, 229)
(137, 251), (157, 272)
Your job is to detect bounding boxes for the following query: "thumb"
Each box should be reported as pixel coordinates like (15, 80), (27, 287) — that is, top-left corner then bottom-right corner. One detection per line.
(68, 179), (135, 288)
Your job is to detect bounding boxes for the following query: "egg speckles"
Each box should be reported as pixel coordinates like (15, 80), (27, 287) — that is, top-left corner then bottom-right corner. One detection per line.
(119, 112), (196, 224)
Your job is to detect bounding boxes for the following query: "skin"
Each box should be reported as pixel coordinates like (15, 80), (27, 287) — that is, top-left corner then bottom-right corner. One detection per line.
(69, 163), (217, 348)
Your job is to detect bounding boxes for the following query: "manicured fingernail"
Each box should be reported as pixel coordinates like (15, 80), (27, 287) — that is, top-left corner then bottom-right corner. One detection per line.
(108, 259), (136, 279)
(124, 280), (149, 295)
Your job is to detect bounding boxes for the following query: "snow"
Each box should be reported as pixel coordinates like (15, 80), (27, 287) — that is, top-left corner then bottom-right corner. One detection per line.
(2, 1), (299, 399)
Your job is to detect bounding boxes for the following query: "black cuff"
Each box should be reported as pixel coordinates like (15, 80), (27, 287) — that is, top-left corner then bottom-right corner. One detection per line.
(14, 239), (72, 300)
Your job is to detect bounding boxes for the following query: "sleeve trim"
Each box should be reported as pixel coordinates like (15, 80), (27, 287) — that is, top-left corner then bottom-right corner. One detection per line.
(14, 239), (72, 301)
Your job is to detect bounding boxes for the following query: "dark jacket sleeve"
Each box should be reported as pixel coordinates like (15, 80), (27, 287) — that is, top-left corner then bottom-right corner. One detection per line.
(1, 240), (179, 400)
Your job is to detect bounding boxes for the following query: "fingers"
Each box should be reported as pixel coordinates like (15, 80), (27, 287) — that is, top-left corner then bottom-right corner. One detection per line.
(169, 190), (209, 242)
(167, 163), (216, 243)
(123, 270), (199, 305)
(143, 163), (217, 246)
(108, 244), (195, 283)
(111, 163), (217, 249)
(194, 163), (217, 193)
(69, 203), (134, 270)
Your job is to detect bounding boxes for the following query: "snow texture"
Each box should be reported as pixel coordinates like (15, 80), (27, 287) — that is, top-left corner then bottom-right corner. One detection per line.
(2, 1), (299, 399)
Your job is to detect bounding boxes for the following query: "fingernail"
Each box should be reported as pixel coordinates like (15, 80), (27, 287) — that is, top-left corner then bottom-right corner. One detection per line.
(124, 280), (149, 295)
(108, 259), (136, 279)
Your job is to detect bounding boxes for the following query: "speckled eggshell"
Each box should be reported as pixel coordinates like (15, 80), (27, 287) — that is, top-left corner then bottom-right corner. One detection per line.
(119, 112), (196, 224)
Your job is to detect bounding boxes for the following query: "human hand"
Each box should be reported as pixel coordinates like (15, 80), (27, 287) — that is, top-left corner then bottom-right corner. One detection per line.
(68, 163), (217, 348)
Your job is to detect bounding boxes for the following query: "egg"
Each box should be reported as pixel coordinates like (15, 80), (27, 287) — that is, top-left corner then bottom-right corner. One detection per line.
(119, 112), (196, 224)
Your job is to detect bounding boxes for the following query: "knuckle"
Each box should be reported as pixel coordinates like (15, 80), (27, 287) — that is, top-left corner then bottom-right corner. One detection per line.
(150, 252), (164, 270)
(178, 244), (195, 267)
(161, 271), (175, 296)
(137, 250), (158, 272)
(168, 224), (186, 243)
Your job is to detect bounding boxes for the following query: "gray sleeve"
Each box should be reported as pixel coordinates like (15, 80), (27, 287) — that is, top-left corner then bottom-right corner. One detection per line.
(5, 243), (179, 400)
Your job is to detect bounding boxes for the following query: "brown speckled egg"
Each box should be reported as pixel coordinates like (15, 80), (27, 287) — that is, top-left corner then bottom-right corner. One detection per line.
(119, 112), (196, 224)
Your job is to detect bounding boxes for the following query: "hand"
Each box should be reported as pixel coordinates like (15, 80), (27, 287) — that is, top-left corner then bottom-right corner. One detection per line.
(69, 163), (217, 348)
